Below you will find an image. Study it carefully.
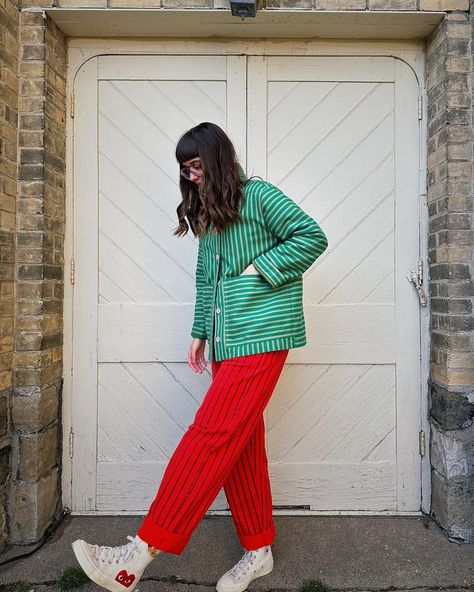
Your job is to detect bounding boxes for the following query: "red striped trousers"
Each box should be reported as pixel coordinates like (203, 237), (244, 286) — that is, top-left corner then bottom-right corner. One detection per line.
(136, 349), (289, 555)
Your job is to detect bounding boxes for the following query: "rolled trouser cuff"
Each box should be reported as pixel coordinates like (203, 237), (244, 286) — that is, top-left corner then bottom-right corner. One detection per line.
(238, 523), (275, 550)
(137, 518), (188, 555)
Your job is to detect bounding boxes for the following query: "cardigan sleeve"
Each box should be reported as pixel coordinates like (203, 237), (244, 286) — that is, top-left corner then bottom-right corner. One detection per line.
(190, 238), (208, 340)
(252, 182), (328, 289)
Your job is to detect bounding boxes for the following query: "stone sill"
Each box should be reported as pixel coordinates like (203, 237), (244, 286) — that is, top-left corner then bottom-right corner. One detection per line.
(22, 7), (445, 39)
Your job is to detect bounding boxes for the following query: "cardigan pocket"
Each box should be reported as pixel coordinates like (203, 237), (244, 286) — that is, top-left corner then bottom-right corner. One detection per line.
(222, 274), (295, 347)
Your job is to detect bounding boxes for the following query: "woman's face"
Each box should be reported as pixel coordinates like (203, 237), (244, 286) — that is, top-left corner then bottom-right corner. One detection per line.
(183, 157), (203, 187)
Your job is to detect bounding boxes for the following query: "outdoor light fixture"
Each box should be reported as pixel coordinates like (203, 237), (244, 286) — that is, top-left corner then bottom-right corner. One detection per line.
(230, 0), (257, 19)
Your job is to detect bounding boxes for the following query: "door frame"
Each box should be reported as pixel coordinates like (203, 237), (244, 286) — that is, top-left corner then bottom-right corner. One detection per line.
(63, 38), (430, 516)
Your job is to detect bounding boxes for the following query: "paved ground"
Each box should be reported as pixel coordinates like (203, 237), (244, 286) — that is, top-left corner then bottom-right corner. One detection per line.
(1, 514), (474, 592)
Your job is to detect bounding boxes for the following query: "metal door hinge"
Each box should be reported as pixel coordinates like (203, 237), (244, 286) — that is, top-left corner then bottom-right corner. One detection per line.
(69, 428), (74, 459)
(419, 430), (425, 457)
(70, 94), (75, 118)
(70, 259), (75, 285)
(406, 260), (427, 307)
(418, 95), (422, 120)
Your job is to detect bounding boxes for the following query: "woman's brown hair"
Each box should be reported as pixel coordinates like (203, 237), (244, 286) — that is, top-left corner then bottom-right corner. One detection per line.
(173, 122), (262, 238)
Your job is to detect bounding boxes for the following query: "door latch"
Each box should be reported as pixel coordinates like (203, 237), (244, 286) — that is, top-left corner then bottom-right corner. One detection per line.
(406, 260), (428, 307)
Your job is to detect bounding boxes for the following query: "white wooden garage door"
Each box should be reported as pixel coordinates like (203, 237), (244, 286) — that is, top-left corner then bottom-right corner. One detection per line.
(71, 53), (422, 514)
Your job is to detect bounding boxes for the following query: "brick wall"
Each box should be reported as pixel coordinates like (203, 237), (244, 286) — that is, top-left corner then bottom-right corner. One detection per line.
(12, 0), (473, 10)
(426, 10), (474, 541)
(0, 9), (67, 548)
(8, 10), (67, 544)
(0, 0), (20, 554)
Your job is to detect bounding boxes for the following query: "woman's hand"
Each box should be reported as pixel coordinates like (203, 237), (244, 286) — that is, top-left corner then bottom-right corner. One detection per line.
(188, 338), (207, 373)
(240, 263), (260, 275)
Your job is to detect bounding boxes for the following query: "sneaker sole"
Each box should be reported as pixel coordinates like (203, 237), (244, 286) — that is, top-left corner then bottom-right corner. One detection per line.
(215, 556), (274, 592)
(72, 540), (137, 592)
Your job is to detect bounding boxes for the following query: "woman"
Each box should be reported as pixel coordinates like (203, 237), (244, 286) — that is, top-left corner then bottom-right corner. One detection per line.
(72, 122), (329, 592)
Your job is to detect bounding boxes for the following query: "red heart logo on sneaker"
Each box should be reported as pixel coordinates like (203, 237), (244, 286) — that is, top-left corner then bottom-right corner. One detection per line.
(115, 570), (136, 588)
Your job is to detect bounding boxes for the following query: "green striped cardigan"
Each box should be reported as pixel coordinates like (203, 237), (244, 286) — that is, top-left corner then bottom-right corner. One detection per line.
(191, 168), (329, 362)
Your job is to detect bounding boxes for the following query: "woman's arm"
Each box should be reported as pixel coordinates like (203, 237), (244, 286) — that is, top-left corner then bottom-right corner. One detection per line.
(252, 182), (328, 288)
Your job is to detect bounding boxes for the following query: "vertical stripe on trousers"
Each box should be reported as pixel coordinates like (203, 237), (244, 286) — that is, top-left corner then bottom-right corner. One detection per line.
(136, 349), (289, 554)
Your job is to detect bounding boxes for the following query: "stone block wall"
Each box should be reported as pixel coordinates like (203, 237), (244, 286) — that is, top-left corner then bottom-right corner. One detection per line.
(0, 0), (20, 555)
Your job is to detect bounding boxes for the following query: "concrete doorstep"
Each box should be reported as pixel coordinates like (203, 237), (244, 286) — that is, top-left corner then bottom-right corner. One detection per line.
(0, 515), (474, 592)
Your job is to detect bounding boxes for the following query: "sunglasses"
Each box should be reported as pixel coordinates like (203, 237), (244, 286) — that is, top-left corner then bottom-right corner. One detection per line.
(180, 160), (203, 180)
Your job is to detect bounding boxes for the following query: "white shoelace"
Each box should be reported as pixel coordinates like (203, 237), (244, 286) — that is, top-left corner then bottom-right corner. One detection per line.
(230, 549), (256, 578)
(92, 535), (140, 564)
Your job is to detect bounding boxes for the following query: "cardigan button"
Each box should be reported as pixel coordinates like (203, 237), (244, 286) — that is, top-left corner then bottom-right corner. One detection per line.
(215, 336), (220, 342)
(215, 253), (220, 259)
(215, 307), (221, 314)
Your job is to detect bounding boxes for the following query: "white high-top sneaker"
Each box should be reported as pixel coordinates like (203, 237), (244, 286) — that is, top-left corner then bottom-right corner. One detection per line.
(72, 534), (160, 592)
(216, 545), (274, 592)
